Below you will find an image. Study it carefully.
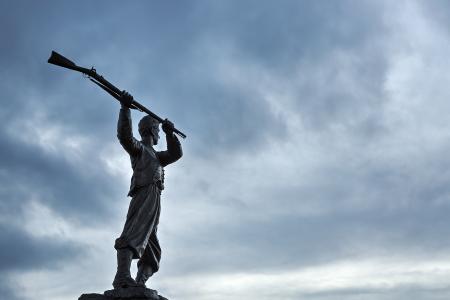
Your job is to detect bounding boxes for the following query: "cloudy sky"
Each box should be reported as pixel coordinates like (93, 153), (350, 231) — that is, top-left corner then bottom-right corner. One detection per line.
(2, 1), (450, 299)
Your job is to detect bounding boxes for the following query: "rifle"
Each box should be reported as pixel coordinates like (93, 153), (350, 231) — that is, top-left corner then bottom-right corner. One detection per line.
(47, 51), (187, 139)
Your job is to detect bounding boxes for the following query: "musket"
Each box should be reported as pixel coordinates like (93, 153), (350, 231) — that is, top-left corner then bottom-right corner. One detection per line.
(47, 51), (186, 139)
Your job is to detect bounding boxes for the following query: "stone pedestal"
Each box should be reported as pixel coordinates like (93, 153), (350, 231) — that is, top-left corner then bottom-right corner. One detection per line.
(79, 287), (168, 300)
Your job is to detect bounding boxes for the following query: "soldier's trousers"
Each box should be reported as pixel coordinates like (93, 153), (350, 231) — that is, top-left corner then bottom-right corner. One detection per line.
(115, 184), (162, 272)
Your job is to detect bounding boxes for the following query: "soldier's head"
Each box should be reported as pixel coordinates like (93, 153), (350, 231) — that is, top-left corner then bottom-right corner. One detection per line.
(138, 115), (160, 145)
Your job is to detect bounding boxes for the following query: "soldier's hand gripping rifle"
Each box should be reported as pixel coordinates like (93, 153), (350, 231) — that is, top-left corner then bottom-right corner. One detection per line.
(47, 51), (186, 139)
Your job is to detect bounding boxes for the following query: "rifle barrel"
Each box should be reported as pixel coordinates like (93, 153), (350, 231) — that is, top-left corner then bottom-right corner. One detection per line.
(48, 51), (186, 139)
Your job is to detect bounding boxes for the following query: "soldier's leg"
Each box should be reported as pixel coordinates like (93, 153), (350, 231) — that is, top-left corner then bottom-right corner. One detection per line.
(136, 228), (161, 287)
(112, 247), (139, 288)
(112, 195), (141, 289)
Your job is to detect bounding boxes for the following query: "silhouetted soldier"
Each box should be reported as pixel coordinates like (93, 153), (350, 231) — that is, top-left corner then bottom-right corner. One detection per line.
(113, 92), (183, 289)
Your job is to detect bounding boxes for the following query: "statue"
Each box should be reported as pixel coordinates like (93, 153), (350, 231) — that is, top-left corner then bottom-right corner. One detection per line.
(112, 92), (183, 289)
(48, 51), (186, 299)
(109, 93), (183, 289)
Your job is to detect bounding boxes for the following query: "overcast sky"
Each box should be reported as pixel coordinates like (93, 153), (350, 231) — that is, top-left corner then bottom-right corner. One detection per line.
(2, 1), (450, 299)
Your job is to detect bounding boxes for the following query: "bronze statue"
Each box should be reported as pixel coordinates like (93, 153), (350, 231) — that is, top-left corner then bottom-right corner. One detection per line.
(48, 51), (185, 298)
(112, 92), (183, 289)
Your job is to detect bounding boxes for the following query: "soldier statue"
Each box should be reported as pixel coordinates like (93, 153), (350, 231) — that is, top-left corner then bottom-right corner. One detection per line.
(112, 92), (183, 289)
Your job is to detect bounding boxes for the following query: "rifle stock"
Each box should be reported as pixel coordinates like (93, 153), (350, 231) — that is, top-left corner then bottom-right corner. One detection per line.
(48, 51), (93, 75)
(47, 51), (186, 139)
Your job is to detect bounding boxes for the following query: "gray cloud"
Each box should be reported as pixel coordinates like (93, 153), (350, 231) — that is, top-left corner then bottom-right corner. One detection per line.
(0, 126), (120, 223)
(2, 1), (450, 300)
(0, 223), (83, 272)
(0, 279), (19, 300)
(300, 285), (450, 300)
(0, 218), (85, 299)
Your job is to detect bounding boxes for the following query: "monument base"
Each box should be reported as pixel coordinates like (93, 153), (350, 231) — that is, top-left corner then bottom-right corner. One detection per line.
(79, 287), (168, 300)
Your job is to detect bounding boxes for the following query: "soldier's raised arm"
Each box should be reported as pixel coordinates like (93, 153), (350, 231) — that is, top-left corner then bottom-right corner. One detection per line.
(117, 91), (142, 156)
(157, 119), (183, 167)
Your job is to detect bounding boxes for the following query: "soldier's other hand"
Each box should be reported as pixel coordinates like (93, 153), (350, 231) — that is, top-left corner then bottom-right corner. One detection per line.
(162, 119), (174, 134)
(120, 90), (133, 108)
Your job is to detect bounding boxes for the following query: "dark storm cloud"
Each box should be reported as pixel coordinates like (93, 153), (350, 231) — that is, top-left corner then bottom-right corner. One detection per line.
(0, 126), (121, 223)
(0, 279), (19, 300)
(196, 1), (385, 66)
(0, 222), (84, 300)
(164, 206), (450, 276)
(0, 0), (308, 233)
(162, 139), (450, 276)
(149, 0), (392, 161)
(148, 0), (390, 150)
(421, 0), (450, 34)
(2, 1), (450, 299)
(226, 0), (392, 135)
(0, 0), (289, 157)
(0, 223), (83, 271)
(0, 0), (388, 160)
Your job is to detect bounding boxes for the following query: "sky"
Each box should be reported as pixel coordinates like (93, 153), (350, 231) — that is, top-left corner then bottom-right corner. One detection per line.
(2, 1), (450, 299)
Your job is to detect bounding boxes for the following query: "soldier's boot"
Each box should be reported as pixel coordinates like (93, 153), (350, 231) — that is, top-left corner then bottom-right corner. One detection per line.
(135, 262), (154, 288)
(112, 248), (138, 289)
